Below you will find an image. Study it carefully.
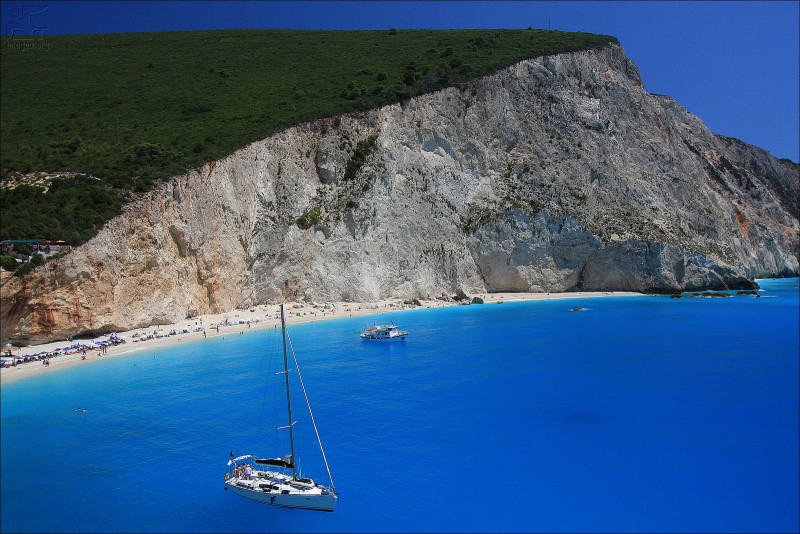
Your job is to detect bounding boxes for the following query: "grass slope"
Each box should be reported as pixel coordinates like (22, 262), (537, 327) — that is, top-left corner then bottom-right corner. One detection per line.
(1, 28), (616, 245)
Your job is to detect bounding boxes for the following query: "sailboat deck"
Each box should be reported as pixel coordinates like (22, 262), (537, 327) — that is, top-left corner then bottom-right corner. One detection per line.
(224, 467), (337, 511)
(227, 470), (327, 495)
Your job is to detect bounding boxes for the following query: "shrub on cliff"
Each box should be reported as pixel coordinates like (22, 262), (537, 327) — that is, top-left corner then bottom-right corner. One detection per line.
(343, 135), (378, 181)
(296, 207), (325, 230)
(0, 255), (18, 272)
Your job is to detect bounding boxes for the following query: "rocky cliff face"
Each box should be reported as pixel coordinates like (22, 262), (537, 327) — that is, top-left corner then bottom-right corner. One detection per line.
(2, 43), (798, 345)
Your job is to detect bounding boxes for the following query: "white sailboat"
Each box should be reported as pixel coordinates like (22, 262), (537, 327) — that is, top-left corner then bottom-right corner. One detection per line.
(224, 304), (338, 512)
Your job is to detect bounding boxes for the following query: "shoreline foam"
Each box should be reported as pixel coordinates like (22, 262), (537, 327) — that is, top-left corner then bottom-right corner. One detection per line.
(0, 291), (641, 385)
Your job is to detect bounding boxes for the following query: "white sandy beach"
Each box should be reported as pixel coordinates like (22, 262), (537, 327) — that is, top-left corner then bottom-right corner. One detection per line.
(1, 290), (641, 385)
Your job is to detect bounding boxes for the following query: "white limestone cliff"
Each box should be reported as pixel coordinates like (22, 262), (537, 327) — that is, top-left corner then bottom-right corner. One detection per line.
(2, 43), (797, 344)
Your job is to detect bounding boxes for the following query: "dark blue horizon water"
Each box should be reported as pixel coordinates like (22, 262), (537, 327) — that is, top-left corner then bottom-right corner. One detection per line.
(2, 279), (798, 533)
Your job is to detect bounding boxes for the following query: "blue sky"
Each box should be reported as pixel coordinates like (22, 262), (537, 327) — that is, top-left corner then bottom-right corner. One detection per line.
(2, 1), (798, 162)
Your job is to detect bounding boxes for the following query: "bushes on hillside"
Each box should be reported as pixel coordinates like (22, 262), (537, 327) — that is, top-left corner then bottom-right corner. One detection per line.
(0, 255), (18, 272)
(343, 135), (378, 181)
(1, 28), (618, 245)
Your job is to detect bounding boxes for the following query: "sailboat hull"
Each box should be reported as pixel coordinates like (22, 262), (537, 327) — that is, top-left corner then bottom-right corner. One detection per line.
(271, 491), (337, 511)
(224, 477), (337, 512)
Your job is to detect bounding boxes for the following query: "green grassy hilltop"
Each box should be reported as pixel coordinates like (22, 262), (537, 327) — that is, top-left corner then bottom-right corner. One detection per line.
(1, 28), (616, 246)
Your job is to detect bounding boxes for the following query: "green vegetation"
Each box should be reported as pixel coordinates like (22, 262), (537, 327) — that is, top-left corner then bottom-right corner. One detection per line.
(295, 206), (325, 230)
(0, 255), (18, 272)
(0, 174), (124, 243)
(2, 253), (44, 277)
(1, 28), (617, 245)
(343, 134), (378, 181)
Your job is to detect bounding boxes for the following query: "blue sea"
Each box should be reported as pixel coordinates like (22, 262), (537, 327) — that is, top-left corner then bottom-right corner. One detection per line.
(2, 279), (798, 533)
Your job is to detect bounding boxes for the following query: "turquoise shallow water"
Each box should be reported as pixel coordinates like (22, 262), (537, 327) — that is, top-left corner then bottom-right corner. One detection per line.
(2, 279), (798, 533)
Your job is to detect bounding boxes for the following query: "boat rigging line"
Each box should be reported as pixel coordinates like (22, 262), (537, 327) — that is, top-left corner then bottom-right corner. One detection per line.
(286, 331), (337, 494)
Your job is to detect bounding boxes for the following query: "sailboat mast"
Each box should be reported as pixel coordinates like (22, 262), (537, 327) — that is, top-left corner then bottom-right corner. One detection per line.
(280, 304), (298, 480)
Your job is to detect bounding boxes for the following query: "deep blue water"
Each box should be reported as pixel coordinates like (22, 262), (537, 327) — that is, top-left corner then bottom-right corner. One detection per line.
(2, 279), (798, 533)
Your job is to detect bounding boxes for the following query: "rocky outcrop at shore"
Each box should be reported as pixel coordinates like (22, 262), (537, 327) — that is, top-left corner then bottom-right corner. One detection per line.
(2, 43), (798, 345)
